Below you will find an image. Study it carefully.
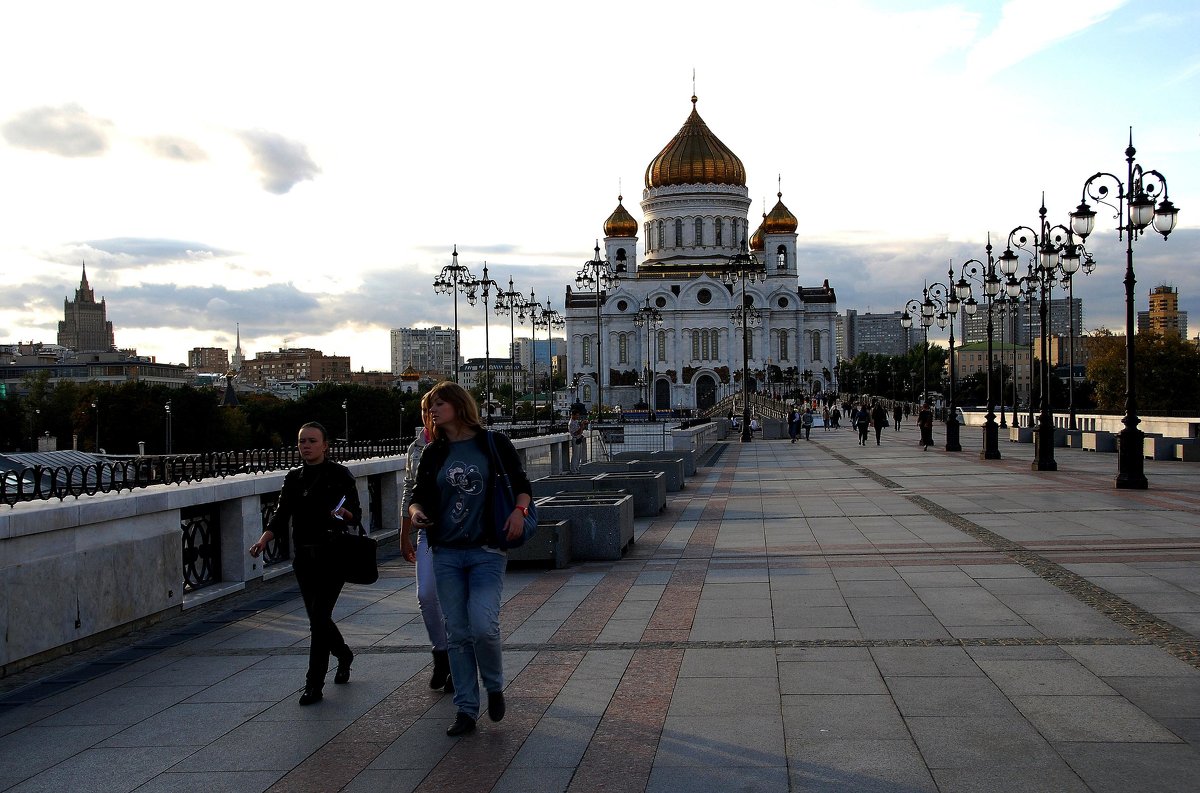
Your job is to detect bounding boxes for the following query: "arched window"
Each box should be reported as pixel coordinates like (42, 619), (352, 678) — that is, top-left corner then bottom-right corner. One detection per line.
(812, 332), (822, 362)
(711, 329), (718, 359)
(777, 244), (787, 270)
(694, 217), (703, 246)
(701, 329), (710, 360)
(691, 330), (700, 360)
(715, 218), (723, 246)
(583, 385), (592, 402)
(780, 330), (789, 361)
(645, 223), (652, 251)
(674, 219), (683, 247)
(748, 331), (754, 359)
(657, 221), (664, 249)
(618, 333), (628, 364)
(657, 330), (666, 362)
(582, 336), (591, 366)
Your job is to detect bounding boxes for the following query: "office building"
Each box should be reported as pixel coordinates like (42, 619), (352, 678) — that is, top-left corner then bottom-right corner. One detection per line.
(188, 347), (229, 373)
(57, 263), (116, 352)
(843, 310), (911, 356)
(1138, 285), (1187, 337)
(390, 326), (458, 377)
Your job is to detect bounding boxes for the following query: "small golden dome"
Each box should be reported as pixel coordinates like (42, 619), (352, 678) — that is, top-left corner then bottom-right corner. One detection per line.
(645, 96), (746, 189)
(763, 192), (797, 234)
(749, 214), (766, 252)
(603, 196), (638, 237)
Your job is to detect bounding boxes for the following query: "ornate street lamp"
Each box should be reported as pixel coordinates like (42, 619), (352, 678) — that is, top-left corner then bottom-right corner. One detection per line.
(956, 237), (1013, 460)
(1070, 130), (1176, 488)
(432, 245), (475, 383)
(518, 291), (541, 425)
(164, 400), (173, 454)
(902, 278), (959, 450)
(575, 242), (620, 422)
(494, 275), (527, 422)
(341, 399), (348, 443)
(1003, 198), (1078, 471)
(632, 295), (663, 419)
(467, 262), (498, 424)
(91, 400), (99, 452)
(719, 238), (766, 442)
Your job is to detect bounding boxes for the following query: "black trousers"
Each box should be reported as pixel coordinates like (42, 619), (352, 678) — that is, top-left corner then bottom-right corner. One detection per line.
(294, 545), (348, 689)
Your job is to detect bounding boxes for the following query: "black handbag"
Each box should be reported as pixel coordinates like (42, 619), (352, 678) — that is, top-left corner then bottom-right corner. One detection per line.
(334, 524), (379, 585)
(486, 431), (537, 550)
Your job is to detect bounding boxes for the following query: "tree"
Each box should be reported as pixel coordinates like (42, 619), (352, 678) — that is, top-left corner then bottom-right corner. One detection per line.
(1085, 329), (1200, 413)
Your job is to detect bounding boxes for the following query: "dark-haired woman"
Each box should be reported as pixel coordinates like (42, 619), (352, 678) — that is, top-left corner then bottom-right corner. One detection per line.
(408, 382), (532, 737)
(250, 421), (361, 706)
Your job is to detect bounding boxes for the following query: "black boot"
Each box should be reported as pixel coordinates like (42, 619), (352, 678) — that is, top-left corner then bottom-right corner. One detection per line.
(431, 650), (451, 691)
(334, 648), (353, 684)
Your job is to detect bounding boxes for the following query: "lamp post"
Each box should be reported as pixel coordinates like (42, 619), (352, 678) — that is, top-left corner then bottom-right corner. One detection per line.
(1070, 131), (1177, 489)
(903, 278), (959, 451)
(518, 291), (541, 425)
(164, 400), (173, 454)
(575, 242), (620, 423)
(1002, 198), (1078, 472)
(91, 400), (99, 452)
(432, 245), (475, 383)
(955, 238), (1012, 460)
(467, 262), (498, 425)
(494, 275), (527, 422)
(341, 399), (348, 443)
(720, 238), (766, 442)
(632, 295), (663, 419)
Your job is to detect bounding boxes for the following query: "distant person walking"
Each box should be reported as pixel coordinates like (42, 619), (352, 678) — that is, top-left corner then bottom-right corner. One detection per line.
(830, 406), (841, 429)
(802, 407), (814, 440)
(855, 406), (870, 446)
(893, 404), (902, 432)
(821, 406), (831, 431)
(788, 406), (801, 443)
(870, 401), (888, 445)
(568, 407), (588, 473)
(918, 401), (935, 450)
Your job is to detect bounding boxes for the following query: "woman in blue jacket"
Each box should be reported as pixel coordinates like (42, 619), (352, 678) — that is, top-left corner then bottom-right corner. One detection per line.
(408, 382), (532, 737)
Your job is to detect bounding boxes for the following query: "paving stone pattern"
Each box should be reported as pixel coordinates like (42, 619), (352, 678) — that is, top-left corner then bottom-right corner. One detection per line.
(3, 422), (1200, 791)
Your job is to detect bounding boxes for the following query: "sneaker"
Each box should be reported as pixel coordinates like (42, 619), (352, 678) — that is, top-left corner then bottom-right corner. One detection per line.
(446, 712), (476, 737)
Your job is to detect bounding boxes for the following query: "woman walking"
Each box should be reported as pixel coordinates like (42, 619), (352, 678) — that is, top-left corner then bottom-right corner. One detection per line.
(250, 422), (360, 706)
(918, 401), (935, 450)
(855, 405), (871, 445)
(401, 399), (452, 693)
(408, 382), (533, 737)
(871, 401), (888, 446)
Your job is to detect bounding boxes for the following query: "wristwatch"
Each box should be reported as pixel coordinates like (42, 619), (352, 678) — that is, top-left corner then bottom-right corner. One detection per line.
(515, 505), (529, 517)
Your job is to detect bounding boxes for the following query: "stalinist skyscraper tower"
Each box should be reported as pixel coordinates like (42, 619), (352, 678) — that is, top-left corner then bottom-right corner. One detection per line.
(57, 262), (115, 352)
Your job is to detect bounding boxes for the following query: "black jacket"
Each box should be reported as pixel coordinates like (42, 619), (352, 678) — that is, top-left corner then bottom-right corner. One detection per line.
(411, 430), (532, 548)
(266, 460), (362, 546)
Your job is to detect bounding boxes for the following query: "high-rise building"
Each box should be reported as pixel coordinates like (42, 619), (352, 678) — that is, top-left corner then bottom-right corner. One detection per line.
(843, 310), (911, 356)
(390, 326), (458, 376)
(57, 263), (115, 352)
(188, 347), (229, 373)
(511, 337), (567, 372)
(241, 348), (351, 386)
(965, 296), (1082, 346)
(1138, 285), (1187, 337)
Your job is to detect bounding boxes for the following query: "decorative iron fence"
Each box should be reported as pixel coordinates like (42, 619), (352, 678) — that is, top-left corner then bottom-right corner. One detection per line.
(259, 494), (289, 566)
(181, 504), (221, 592)
(1, 438), (406, 507)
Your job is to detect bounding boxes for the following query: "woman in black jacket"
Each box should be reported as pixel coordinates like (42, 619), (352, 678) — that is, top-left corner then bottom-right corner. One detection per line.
(408, 382), (532, 737)
(250, 422), (360, 706)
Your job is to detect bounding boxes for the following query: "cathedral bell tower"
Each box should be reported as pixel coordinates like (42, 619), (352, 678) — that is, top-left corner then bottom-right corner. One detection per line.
(603, 195), (639, 275)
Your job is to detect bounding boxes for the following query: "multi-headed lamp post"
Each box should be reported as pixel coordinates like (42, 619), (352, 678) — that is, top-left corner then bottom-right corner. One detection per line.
(467, 262), (498, 424)
(1070, 131), (1178, 489)
(632, 296), (663, 418)
(956, 238), (1014, 459)
(494, 275), (526, 422)
(432, 245), (475, 383)
(575, 242), (620, 422)
(535, 298), (564, 426)
(1000, 199), (1077, 472)
(721, 239), (766, 442)
(902, 280), (958, 450)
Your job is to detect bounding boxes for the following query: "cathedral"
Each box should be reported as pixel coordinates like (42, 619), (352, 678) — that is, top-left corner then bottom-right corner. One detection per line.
(57, 263), (116, 352)
(564, 96), (838, 414)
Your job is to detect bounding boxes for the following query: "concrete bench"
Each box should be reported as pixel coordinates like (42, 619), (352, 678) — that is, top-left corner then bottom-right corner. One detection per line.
(1082, 431), (1116, 452)
(627, 459), (684, 492)
(1064, 430), (1083, 448)
(615, 449), (697, 476)
(1176, 442), (1200, 461)
(531, 474), (603, 498)
(1009, 427), (1033, 443)
(593, 471), (666, 517)
(1145, 436), (1193, 461)
(506, 518), (571, 569)
(536, 493), (635, 561)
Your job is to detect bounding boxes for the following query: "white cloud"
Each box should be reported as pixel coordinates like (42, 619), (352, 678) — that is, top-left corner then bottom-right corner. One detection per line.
(1, 103), (112, 157)
(237, 129), (321, 194)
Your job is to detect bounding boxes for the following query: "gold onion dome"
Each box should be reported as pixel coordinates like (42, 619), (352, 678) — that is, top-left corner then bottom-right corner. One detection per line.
(763, 192), (798, 234)
(749, 214), (766, 252)
(645, 96), (747, 188)
(604, 196), (639, 237)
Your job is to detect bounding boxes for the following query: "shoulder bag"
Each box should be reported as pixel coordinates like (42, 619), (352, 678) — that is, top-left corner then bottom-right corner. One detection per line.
(486, 431), (537, 550)
(334, 523), (379, 585)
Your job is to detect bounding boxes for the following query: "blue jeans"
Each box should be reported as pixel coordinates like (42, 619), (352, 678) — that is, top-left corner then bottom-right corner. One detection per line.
(416, 530), (447, 651)
(432, 546), (506, 719)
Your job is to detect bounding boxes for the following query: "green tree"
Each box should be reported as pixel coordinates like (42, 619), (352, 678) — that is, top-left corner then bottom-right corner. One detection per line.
(1085, 329), (1200, 413)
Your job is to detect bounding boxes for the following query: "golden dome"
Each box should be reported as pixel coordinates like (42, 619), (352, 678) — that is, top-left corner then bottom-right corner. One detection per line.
(763, 192), (797, 234)
(645, 96), (746, 189)
(603, 196), (639, 237)
(749, 214), (766, 252)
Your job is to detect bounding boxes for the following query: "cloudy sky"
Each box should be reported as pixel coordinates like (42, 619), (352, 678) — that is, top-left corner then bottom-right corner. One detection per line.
(2, 0), (1197, 372)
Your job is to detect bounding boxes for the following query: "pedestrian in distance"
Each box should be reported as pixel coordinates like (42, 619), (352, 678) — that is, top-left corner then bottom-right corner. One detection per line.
(918, 400), (935, 450)
(788, 406), (800, 443)
(401, 399), (452, 694)
(871, 400), (888, 445)
(822, 406), (831, 431)
(802, 407), (814, 440)
(568, 406), (588, 473)
(893, 403), (902, 431)
(249, 422), (360, 706)
(408, 382), (533, 737)
(831, 406), (841, 429)
(855, 406), (871, 445)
